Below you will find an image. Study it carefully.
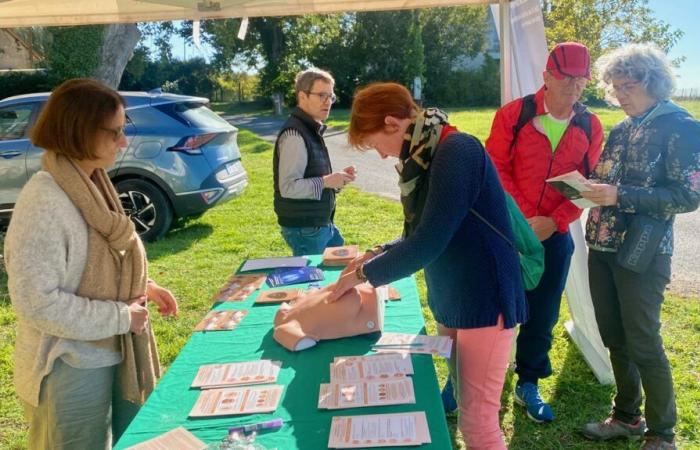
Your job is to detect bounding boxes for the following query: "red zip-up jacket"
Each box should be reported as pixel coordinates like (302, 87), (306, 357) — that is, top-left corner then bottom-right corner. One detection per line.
(485, 87), (604, 233)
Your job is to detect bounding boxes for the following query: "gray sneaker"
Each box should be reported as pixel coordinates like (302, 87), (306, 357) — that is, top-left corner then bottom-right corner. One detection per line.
(582, 416), (646, 441)
(642, 437), (677, 450)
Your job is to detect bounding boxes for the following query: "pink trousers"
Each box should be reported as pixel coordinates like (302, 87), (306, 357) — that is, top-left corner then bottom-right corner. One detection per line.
(438, 316), (515, 450)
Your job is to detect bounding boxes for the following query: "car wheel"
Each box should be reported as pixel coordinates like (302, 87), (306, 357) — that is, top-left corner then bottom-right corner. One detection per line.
(115, 179), (173, 242)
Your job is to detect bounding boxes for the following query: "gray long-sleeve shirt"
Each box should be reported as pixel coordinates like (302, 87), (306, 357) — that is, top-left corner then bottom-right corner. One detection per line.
(277, 129), (324, 200)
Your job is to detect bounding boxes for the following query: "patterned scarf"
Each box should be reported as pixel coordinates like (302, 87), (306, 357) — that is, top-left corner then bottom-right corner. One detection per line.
(42, 151), (160, 405)
(396, 108), (450, 236)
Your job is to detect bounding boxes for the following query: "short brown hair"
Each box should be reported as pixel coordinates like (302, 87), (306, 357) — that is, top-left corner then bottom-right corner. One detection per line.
(295, 68), (334, 95)
(30, 78), (125, 160)
(348, 82), (419, 149)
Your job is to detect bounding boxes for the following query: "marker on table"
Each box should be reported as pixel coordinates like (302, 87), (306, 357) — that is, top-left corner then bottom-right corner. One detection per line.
(229, 418), (284, 435)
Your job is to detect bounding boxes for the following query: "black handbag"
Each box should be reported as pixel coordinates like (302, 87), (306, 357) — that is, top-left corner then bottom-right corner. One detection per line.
(616, 214), (668, 273)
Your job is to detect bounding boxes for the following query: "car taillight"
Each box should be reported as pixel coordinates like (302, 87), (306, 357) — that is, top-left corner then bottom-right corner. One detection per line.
(167, 133), (219, 155)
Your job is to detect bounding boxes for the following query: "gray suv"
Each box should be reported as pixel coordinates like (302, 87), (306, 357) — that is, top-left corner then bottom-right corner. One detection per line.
(0, 91), (248, 241)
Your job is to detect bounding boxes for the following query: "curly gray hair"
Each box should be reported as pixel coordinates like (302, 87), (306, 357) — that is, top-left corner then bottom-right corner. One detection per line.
(295, 68), (334, 95)
(595, 43), (675, 104)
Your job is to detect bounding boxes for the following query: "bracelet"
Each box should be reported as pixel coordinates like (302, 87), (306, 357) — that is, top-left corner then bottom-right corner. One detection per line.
(355, 264), (368, 282)
(366, 245), (383, 256)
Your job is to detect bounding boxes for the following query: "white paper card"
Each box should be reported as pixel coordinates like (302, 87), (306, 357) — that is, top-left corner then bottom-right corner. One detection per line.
(328, 412), (431, 448)
(372, 332), (453, 358)
(331, 353), (413, 382)
(318, 378), (415, 409)
(191, 360), (281, 389)
(124, 427), (207, 450)
(189, 385), (283, 417)
(240, 256), (308, 272)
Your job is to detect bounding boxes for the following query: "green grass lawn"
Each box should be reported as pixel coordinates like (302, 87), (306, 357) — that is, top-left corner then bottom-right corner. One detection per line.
(1, 109), (699, 448)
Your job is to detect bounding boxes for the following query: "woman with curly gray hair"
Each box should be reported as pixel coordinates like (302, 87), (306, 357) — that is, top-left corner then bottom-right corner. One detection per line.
(580, 44), (700, 450)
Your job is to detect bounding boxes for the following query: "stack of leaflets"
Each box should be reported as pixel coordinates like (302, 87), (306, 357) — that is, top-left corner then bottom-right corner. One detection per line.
(545, 169), (597, 208)
(255, 288), (304, 304)
(212, 274), (266, 302)
(322, 245), (359, 266)
(240, 256), (308, 272)
(191, 360), (282, 389)
(189, 385), (284, 417)
(194, 310), (247, 332)
(328, 412), (431, 448)
(124, 427), (206, 450)
(266, 266), (324, 287)
(372, 332), (453, 358)
(319, 353), (416, 410)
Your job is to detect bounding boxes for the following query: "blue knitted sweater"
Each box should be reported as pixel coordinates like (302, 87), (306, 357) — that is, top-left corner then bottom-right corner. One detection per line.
(364, 133), (528, 329)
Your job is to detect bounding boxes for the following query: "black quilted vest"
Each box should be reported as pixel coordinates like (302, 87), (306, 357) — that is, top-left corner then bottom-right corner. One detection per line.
(273, 107), (336, 227)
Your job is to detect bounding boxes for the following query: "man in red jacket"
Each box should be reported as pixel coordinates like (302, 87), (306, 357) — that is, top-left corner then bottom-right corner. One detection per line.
(485, 42), (603, 423)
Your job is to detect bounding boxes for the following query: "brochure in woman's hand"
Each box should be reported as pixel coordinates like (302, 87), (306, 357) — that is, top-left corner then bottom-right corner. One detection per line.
(546, 170), (597, 208)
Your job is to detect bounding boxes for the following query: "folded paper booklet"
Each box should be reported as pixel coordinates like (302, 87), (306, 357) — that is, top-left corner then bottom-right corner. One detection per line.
(327, 412), (431, 448)
(322, 245), (360, 266)
(266, 267), (324, 288)
(545, 170), (597, 208)
(331, 353), (414, 382)
(194, 310), (247, 332)
(124, 426), (207, 450)
(191, 360), (282, 389)
(255, 288), (304, 304)
(372, 332), (453, 358)
(212, 274), (266, 302)
(240, 256), (309, 272)
(189, 385), (284, 417)
(318, 378), (416, 409)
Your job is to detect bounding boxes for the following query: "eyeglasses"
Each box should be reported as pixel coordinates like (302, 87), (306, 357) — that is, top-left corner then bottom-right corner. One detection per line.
(610, 81), (640, 96)
(307, 92), (337, 104)
(101, 125), (127, 142)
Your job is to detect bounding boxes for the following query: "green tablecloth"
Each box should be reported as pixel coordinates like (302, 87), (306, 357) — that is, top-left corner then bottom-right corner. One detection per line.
(115, 257), (452, 450)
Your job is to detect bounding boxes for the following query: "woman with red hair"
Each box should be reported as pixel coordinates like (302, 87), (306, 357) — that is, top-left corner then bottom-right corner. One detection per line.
(331, 82), (527, 449)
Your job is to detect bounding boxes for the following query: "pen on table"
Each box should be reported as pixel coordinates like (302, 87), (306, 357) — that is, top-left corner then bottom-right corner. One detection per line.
(229, 418), (284, 435)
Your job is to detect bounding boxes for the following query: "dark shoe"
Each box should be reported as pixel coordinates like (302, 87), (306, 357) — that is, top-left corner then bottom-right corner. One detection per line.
(642, 436), (677, 450)
(581, 416), (646, 441)
(441, 378), (458, 413)
(514, 382), (554, 423)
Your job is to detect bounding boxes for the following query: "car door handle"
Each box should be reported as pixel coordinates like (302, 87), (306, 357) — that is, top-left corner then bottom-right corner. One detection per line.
(0, 151), (22, 159)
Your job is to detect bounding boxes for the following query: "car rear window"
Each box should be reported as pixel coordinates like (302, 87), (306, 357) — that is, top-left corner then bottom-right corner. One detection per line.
(155, 102), (230, 128)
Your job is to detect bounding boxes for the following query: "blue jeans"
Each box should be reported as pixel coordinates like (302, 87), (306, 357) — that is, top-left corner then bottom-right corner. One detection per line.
(515, 231), (574, 383)
(280, 224), (344, 256)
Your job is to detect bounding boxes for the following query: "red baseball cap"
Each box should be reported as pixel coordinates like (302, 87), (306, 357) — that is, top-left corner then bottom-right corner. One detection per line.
(546, 42), (591, 80)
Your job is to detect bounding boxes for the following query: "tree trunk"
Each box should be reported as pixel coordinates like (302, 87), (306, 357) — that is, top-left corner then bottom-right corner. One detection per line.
(93, 24), (141, 89)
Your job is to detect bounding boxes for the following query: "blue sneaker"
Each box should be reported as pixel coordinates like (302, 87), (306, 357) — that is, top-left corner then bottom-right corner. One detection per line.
(514, 382), (554, 423)
(441, 378), (458, 413)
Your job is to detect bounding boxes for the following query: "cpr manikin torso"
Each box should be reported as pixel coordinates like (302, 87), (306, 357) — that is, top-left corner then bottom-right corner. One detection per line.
(273, 283), (386, 351)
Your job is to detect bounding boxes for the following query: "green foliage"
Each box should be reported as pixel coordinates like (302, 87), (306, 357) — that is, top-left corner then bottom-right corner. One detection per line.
(119, 50), (217, 98)
(542, 0), (684, 65)
(44, 25), (104, 82)
(435, 54), (500, 107)
(0, 71), (56, 98)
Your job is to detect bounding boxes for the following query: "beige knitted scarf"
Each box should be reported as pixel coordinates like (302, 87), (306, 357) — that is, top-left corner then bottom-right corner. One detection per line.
(42, 151), (160, 405)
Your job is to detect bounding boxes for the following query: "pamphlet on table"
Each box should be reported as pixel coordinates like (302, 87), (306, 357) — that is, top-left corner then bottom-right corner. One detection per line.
(255, 288), (304, 304)
(372, 332), (453, 358)
(240, 256), (309, 272)
(331, 353), (414, 382)
(124, 427), (206, 450)
(318, 378), (415, 409)
(322, 245), (360, 266)
(189, 385), (284, 417)
(212, 274), (266, 302)
(191, 360), (281, 389)
(194, 310), (247, 332)
(327, 412), (431, 448)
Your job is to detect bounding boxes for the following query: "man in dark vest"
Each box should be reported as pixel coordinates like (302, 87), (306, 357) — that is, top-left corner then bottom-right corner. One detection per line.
(273, 68), (356, 256)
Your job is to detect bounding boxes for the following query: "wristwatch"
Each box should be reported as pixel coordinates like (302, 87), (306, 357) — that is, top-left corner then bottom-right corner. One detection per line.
(355, 264), (368, 282)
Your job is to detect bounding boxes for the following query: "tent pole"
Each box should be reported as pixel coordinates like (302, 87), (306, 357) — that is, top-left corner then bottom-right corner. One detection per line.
(499, 0), (512, 105)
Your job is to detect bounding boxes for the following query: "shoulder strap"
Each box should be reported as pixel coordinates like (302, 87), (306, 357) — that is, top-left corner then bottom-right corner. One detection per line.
(510, 94), (537, 153)
(469, 207), (515, 249)
(571, 109), (593, 177)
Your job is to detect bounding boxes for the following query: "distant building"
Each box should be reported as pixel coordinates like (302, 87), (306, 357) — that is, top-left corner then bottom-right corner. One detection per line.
(0, 29), (43, 71)
(453, 8), (500, 71)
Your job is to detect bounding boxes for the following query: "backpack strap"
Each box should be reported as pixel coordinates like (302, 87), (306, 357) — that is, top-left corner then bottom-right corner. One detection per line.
(511, 94), (594, 177)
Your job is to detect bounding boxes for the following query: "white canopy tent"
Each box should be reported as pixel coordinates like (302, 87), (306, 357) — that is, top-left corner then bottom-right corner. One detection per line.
(0, 0), (613, 383)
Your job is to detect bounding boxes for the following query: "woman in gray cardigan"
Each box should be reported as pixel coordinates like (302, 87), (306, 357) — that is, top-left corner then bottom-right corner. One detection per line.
(4, 79), (178, 449)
